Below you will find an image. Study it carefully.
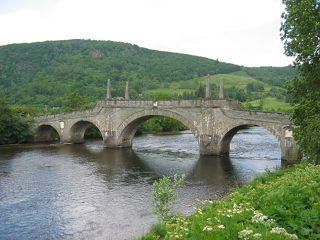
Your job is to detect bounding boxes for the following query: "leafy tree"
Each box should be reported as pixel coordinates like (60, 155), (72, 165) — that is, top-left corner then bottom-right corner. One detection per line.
(62, 92), (93, 112)
(226, 87), (248, 102)
(281, 0), (320, 163)
(0, 99), (32, 144)
(246, 82), (265, 93)
(243, 66), (297, 87)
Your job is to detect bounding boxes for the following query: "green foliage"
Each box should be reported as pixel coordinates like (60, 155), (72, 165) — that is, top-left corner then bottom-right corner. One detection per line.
(141, 163), (320, 239)
(0, 40), (296, 112)
(0, 99), (32, 144)
(138, 117), (187, 134)
(139, 224), (167, 240)
(62, 92), (93, 112)
(225, 87), (247, 102)
(0, 39), (240, 108)
(152, 175), (186, 223)
(281, 0), (320, 163)
(246, 82), (265, 93)
(243, 66), (297, 88)
(84, 124), (102, 139)
(241, 97), (292, 112)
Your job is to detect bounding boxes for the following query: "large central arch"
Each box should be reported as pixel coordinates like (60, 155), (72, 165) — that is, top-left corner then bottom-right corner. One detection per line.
(114, 109), (199, 148)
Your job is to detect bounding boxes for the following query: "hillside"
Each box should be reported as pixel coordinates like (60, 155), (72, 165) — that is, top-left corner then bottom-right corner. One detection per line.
(0, 39), (296, 112)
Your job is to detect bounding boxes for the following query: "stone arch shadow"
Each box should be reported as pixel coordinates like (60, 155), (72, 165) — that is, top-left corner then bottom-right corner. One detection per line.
(110, 109), (199, 148)
(69, 120), (104, 144)
(33, 124), (61, 143)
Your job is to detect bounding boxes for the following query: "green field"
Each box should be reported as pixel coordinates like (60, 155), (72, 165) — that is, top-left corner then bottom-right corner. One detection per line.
(143, 71), (292, 112)
(245, 97), (292, 112)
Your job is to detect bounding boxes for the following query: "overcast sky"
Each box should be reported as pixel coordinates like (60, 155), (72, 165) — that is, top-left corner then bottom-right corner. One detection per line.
(0, 0), (292, 67)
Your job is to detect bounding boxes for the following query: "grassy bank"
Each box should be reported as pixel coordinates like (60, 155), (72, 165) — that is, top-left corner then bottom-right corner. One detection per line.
(140, 163), (320, 240)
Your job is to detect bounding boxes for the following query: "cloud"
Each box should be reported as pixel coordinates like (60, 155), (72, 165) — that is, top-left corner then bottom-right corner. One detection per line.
(0, 0), (291, 66)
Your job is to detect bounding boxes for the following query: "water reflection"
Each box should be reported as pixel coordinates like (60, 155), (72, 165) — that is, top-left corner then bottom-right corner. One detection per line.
(0, 127), (281, 240)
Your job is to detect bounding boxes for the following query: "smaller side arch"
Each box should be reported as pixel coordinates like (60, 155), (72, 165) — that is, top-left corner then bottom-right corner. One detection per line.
(69, 120), (104, 144)
(219, 124), (283, 157)
(33, 124), (61, 143)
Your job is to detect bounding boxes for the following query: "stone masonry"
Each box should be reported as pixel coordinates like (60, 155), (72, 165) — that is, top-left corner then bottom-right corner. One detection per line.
(31, 98), (300, 164)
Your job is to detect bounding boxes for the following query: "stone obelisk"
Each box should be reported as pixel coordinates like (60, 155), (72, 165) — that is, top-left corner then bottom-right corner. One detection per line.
(205, 74), (212, 99)
(219, 79), (225, 100)
(125, 81), (129, 100)
(106, 79), (112, 100)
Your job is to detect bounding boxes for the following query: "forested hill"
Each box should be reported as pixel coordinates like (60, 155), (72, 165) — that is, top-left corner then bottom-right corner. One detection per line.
(0, 39), (296, 110)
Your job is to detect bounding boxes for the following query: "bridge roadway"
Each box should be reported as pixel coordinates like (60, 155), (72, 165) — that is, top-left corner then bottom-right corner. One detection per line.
(32, 99), (300, 163)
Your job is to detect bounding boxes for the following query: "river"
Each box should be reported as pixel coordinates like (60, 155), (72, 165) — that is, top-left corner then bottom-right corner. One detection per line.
(0, 127), (281, 240)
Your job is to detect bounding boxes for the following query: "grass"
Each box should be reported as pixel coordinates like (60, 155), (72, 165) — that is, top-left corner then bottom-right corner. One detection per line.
(244, 97), (292, 112)
(139, 163), (320, 240)
(198, 71), (272, 90)
(142, 71), (293, 113)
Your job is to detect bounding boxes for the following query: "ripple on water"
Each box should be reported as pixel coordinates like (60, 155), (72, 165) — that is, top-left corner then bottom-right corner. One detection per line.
(0, 127), (281, 239)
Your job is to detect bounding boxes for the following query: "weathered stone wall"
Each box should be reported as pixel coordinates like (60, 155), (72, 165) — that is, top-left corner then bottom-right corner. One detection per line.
(32, 99), (300, 163)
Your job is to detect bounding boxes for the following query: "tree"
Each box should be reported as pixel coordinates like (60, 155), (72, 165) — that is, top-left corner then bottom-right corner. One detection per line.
(0, 99), (31, 144)
(62, 92), (93, 112)
(281, 0), (320, 163)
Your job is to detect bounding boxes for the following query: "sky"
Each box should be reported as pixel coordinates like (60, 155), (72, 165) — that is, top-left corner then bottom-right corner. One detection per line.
(0, 0), (293, 67)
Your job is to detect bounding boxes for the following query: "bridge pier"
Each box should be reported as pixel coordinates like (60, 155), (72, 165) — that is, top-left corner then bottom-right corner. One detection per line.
(198, 134), (221, 156)
(280, 138), (301, 165)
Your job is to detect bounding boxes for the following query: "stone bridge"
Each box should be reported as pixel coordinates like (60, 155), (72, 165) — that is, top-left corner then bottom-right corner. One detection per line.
(31, 97), (300, 163)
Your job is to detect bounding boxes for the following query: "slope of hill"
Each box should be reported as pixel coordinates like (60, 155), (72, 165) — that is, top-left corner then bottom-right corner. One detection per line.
(0, 39), (296, 112)
(0, 39), (239, 106)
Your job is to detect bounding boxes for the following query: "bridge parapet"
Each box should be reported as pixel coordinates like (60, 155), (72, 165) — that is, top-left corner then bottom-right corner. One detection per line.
(35, 100), (240, 122)
(35, 101), (104, 122)
(222, 109), (291, 124)
(103, 99), (239, 109)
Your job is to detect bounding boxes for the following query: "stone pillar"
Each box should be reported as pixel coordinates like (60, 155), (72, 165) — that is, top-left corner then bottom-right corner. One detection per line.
(106, 79), (112, 100)
(125, 81), (129, 100)
(205, 74), (212, 99)
(198, 134), (221, 155)
(219, 79), (225, 100)
(280, 137), (302, 165)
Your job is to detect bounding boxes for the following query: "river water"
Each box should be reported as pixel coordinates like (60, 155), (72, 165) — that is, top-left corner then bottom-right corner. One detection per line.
(0, 127), (281, 240)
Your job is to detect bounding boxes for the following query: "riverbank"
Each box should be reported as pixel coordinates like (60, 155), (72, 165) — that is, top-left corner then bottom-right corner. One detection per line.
(140, 163), (320, 240)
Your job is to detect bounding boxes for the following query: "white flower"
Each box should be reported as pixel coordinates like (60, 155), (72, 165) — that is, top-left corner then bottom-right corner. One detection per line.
(253, 233), (262, 239)
(238, 228), (254, 239)
(271, 227), (298, 239)
(271, 227), (288, 234)
(203, 226), (213, 231)
(217, 224), (225, 229)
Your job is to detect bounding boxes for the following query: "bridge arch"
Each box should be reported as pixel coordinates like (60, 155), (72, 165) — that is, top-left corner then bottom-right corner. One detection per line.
(113, 109), (199, 148)
(33, 124), (61, 143)
(219, 123), (284, 158)
(69, 120), (104, 144)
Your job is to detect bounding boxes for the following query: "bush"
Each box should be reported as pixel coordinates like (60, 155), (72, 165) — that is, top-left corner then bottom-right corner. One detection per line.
(152, 175), (186, 223)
